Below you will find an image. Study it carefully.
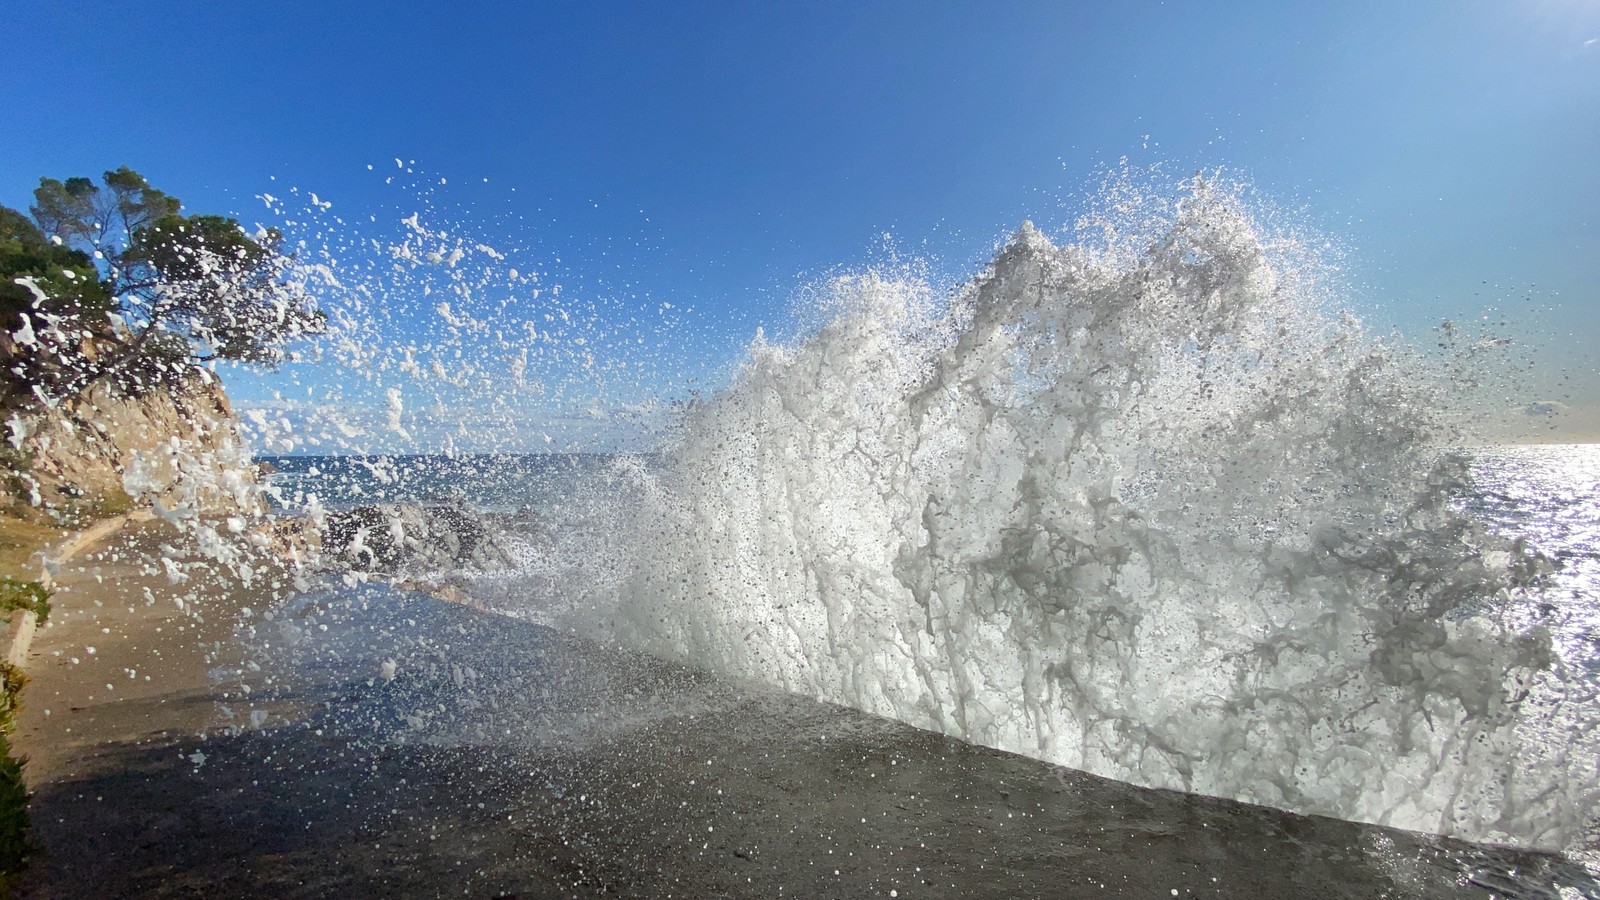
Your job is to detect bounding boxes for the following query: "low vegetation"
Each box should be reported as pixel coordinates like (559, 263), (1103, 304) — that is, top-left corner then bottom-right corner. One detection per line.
(0, 579), (50, 629)
(0, 729), (27, 888)
(0, 578), (47, 888)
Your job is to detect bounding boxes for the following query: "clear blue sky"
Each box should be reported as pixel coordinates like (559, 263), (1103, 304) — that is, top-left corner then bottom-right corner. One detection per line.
(3, 1), (1597, 448)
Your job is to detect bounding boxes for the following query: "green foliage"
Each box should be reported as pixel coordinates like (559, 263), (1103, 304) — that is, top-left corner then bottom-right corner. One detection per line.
(0, 445), (32, 480)
(0, 207), (115, 408)
(0, 207), (111, 324)
(30, 167), (179, 249)
(0, 730), (28, 884)
(0, 664), (24, 728)
(0, 664), (29, 884)
(0, 557), (39, 885)
(26, 176), (96, 244)
(0, 579), (49, 627)
(45, 486), (134, 530)
(0, 593), (40, 883)
(123, 213), (325, 366)
(2, 167), (324, 411)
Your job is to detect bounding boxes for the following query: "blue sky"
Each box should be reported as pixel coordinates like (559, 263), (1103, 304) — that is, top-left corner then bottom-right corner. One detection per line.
(3, 0), (1597, 448)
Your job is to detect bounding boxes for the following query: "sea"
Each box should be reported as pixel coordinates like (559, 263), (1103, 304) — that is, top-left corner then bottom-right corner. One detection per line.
(260, 452), (628, 515)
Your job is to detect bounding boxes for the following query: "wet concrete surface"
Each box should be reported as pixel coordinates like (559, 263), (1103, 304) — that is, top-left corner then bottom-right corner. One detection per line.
(10, 523), (1597, 898)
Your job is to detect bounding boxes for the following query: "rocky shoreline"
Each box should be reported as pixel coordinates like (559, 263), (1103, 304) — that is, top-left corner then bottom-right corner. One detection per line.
(317, 500), (517, 577)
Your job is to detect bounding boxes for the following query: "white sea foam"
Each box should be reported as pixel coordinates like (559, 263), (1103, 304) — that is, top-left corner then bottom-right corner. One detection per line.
(584, 174), (1597, 849)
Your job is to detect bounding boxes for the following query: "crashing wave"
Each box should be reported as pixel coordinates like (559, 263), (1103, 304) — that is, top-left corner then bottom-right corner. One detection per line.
(590, 175), (1595, 849)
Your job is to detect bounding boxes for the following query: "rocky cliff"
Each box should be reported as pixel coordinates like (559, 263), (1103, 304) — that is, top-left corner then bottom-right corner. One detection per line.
(4, 374), (261, 524)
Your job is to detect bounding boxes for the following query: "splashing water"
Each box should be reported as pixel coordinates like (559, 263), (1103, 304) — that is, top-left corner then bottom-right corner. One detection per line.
(123, 165), (1594, 855)
(575, 175), (1596, 849)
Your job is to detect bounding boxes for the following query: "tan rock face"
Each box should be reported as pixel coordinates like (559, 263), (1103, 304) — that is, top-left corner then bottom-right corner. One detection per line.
(11, 376), (262, 521)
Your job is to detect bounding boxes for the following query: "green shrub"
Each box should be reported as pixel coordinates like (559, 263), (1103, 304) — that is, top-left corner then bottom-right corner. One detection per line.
(0, 663), (24, 730)
(0, 731), (29, 885)
(0, 579), (49, 627)
(0, 662), (28, 885)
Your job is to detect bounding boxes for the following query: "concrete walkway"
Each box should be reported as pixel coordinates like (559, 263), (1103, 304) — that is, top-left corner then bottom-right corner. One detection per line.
(2, 511), (153, 668)
(7, 521), (1593, 899)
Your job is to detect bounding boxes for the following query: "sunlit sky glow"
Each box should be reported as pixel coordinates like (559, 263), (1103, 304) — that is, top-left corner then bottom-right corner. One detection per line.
(2, 0), (1596, 449)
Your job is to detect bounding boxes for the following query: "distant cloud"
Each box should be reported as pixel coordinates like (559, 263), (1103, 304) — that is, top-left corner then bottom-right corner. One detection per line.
(1523, 400), (1568, 417)
(1586, 37), (1597, 47)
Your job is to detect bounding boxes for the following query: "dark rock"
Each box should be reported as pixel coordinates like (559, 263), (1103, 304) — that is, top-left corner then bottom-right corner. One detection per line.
(320, 500), (515, 575)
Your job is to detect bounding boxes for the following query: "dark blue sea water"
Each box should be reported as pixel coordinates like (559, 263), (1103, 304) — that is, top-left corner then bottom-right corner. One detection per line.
(259, 452), (635, 513)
